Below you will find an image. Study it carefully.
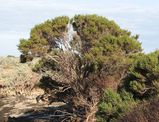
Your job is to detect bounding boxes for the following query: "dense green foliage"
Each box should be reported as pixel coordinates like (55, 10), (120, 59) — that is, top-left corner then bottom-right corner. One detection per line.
(83, 35), (141, 76)
(124, 50), (159, 99)
(97, 89), (136, 122)
(72, 15), (142, 91)
(97, 50), (159, 121)
(18, 14), (159, 122)
(73, 15), (141, 53)
(18, 16), (69, 56)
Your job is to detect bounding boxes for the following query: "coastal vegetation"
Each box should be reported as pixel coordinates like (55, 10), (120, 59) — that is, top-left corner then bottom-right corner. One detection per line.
(1, 14), (159, 122)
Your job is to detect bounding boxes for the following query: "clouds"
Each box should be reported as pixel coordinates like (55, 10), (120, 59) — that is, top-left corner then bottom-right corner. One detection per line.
(0, 0), (159, 56)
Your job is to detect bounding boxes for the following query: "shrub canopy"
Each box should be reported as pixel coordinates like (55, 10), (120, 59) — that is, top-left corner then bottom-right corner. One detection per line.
(18, 16), (69, 56)
(124, 50), (159, 99)
(18, 14), (143, 122)
(18, 15), (141, 58)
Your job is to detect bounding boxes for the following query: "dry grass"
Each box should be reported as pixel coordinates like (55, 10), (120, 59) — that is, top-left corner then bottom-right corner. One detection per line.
(0, 57), (41, 94)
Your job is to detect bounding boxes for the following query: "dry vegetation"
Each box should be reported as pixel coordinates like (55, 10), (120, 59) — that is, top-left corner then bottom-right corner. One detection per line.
(0, 56), (41, 96)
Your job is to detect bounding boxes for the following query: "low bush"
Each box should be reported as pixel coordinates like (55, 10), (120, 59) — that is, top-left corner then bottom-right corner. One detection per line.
(96, 89), (137, 122)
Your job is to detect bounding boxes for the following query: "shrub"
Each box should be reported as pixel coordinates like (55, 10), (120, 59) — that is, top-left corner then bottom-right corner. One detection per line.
(97, 89), (136, 122)
(123, 50), (159, 99)
(18, 14), (143, 121)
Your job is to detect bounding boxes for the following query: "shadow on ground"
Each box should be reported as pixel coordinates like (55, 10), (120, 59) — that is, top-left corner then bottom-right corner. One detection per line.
(8, 104), (75, 122)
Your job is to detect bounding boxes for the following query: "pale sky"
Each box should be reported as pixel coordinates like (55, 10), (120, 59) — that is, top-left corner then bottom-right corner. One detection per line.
(0, 0), (159, 56)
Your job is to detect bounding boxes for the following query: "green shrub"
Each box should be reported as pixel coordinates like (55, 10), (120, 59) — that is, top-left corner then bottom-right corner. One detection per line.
(18, 16), (69, 57)
(73, 14), (141, 53)
(18, 15), (144, 121)
(97, 89), (136, 122)
(82, 34), (141, 85)
(124, 50), (159, 99)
